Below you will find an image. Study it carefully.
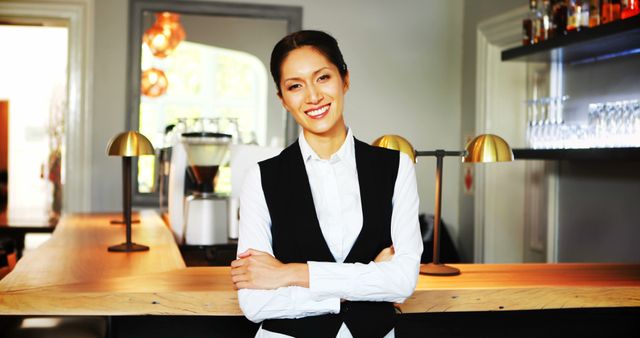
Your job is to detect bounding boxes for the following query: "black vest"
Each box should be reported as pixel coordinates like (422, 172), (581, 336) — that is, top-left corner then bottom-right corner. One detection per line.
(258, 138), (399, 338)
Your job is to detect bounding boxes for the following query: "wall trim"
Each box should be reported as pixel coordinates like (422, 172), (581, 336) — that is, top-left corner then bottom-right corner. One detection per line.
(474, 5), (526, 262)
(546, 162), (559, 262)
(0, 0), (94, 212)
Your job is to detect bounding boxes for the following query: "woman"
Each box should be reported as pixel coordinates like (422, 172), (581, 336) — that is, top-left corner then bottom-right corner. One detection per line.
(231, 30), (423, 338)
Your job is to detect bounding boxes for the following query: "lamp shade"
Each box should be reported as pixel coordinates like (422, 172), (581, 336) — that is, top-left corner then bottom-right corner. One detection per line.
(371, 135), (416, 163)
(106, 131), (155, 157)
(463, 134), (514, 163)
(143, 12), (186, 58)
(141, 68), (169, 97)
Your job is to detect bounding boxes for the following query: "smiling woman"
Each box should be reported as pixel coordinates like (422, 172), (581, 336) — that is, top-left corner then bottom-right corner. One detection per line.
(231, 30), (423, 338)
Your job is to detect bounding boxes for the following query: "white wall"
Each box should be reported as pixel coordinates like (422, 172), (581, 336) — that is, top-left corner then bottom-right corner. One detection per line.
(89, 0), (464, 238)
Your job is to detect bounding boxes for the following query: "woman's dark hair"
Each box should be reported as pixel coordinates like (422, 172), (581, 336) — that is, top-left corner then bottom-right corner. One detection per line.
(270, 30), (348, 94)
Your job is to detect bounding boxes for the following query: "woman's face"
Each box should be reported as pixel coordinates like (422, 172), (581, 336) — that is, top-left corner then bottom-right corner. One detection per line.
(278, 46), (349, 138)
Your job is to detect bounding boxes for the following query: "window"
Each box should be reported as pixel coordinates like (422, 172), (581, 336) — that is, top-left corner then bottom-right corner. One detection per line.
(138, 41), (268, 193)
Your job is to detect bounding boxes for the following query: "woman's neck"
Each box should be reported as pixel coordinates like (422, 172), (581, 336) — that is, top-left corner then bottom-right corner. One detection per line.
(303, 123), (348, 160)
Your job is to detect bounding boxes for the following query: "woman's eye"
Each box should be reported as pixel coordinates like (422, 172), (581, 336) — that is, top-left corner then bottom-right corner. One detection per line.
(287, 83), (301, 91)
(318, 74), (330, 82)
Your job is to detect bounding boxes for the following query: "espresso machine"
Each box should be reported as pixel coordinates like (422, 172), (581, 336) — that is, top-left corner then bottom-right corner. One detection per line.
(168, 131), (231, 245)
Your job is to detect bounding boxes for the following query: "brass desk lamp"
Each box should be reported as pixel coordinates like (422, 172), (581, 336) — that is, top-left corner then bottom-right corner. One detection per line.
(373, 134), (513, 276)
(106, 131), (155, 252)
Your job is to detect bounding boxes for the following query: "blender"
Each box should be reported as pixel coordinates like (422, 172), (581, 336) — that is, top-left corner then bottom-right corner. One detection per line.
(181, 132), (231, 245)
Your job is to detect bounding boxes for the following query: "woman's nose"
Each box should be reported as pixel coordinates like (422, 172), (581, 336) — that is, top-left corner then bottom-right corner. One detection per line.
(306, 85), (323, 104)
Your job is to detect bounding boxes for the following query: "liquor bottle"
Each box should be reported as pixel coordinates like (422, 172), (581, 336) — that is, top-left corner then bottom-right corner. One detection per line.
(551, 0), (569, 36)
(523, 0), (542, 45)
(589, 0), (601, 26)
(601, 0), (621, 24)
(622, 0), (640, 18)
(539, 0), (552, 41)
(567, 0), (580, 31)
(580, 0), (591, 28)
(567, 0), (590, 31)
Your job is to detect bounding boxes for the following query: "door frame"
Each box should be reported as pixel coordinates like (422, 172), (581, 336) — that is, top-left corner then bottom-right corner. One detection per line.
(0, 0), (94, 212)
(474, 6), (526, 262)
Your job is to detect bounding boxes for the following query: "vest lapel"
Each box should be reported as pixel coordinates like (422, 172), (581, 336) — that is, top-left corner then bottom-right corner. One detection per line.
(344, 139), (377, 263)
(285, 142), (335, 262)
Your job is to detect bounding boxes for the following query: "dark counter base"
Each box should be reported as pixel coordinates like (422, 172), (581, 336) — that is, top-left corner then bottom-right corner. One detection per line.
(397, 307), (639, 337)
(109, 316), (258, 338)
(2, 308), (637, 338)
(107, 307), (639, 338)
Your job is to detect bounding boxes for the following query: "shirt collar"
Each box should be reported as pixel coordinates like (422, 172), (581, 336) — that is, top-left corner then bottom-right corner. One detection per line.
(298, 128), (356, 169)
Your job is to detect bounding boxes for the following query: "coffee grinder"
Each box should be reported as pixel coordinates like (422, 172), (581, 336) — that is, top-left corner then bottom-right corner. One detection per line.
(179, 132), (231, 245)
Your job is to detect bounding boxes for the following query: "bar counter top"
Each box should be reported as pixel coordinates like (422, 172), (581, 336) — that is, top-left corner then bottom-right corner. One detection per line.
(1, 211), (639, 316)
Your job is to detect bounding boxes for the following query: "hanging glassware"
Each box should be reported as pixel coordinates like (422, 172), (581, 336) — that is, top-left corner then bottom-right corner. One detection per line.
(143, 12), (186, 58)
(141, 68), (169, 97)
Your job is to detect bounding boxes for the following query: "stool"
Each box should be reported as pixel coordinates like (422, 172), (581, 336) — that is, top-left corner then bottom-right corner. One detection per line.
(0, 237), (16, 279)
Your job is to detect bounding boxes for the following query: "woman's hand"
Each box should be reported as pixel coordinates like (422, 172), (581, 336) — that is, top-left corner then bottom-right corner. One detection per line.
(374, 245), (395, 263)
(231, 249), (309, 290)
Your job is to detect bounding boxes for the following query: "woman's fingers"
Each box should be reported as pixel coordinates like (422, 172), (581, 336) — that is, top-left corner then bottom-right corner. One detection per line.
(374, 246), (395, 263)
(232, 276), (252, 290)
(234, 281), (251, 290)
(230, 249), (286, 290)
(231, 273), (249, 283)
(237, 248), (269, 258)
(230, 265), (246, 276)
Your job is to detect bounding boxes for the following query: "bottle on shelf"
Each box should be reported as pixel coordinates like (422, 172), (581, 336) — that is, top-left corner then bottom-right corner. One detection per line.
(523, 0), (542, 45)
(622, 0), (640, 18)
(539, 0), (552, 41)
(589, 0), (601, 26)
(580, 0), (591, 28)
(601, 0), (621, 24)
(551, 0), (569, 37)
(567, 0), (589, 31)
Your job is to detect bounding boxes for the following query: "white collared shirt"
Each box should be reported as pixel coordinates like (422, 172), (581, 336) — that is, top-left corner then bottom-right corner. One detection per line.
(237, 129), (423, 338)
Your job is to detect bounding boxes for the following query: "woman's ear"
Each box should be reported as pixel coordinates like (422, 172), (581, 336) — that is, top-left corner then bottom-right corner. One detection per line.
(343, 71), (350, 93)
(277, 91), (290, 112)
(277, 91), (285, 106)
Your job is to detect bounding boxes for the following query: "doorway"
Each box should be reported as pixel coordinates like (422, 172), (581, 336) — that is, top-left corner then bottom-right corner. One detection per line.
(0, 21), (69, 223)
(475, 7), (535, 263)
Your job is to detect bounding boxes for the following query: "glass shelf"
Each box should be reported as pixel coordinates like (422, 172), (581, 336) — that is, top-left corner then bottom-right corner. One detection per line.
(502, 15), (640, 64)
(513, 147), (640, 160)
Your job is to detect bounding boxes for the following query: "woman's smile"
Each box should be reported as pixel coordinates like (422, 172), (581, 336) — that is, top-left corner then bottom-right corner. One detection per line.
(305, 103), (331, 119)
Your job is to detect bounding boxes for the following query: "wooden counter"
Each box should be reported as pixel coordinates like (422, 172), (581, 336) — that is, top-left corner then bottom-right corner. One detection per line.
(1, 211), (639, 316)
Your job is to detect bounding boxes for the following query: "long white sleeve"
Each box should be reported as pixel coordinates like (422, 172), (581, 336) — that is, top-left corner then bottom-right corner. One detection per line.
(236, 165), (340, 323)
(235, 131), (422, 336)
(307, 153), (422, 303)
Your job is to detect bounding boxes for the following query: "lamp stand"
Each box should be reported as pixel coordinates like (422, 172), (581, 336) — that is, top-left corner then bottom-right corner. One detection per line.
(416, 150), (463, 276)
(110, 219), (140, 224)
(108, 157), (149, 252)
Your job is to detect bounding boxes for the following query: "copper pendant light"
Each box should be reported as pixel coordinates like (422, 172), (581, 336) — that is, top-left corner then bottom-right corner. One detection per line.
(143, 12), (186, 58)
(141, 68), (168, 97)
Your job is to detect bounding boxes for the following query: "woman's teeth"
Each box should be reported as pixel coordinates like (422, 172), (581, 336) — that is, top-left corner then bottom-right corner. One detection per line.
(306, 105), (330, 117)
